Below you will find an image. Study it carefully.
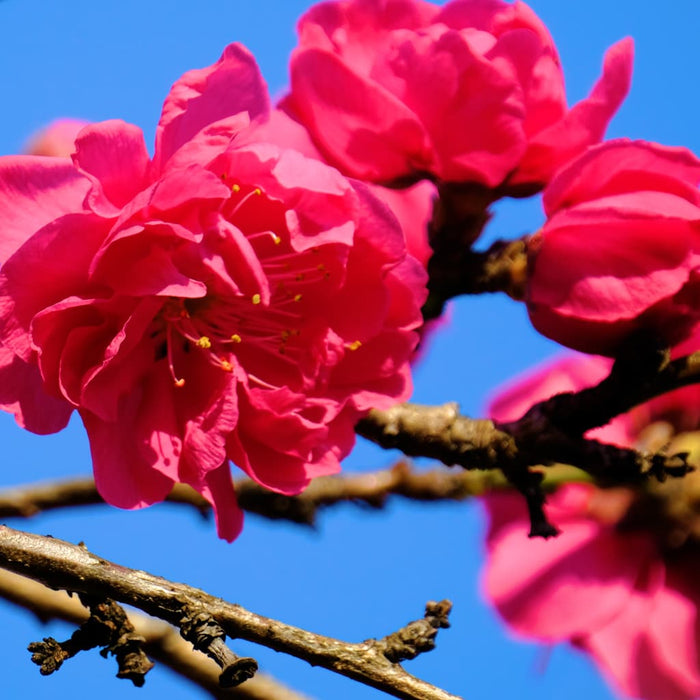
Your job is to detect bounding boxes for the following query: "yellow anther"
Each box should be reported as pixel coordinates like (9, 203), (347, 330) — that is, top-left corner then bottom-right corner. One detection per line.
(253, 187), (262, 196)
(174, 378), (186, 388)
(232, 183), (241, 193)
(231, 334), (242, 344)
(196, 336), (212, 349)
(221, 360), (233, 372)
(347, 340), (362, 351)
(293, 293), (303, 302)
(252, 293), (261, 305)
(271, 233), (281, 245)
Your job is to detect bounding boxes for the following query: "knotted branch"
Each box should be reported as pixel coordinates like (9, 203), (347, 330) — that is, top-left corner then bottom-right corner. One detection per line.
(0, 526), (461, 700)
(27, 594), (153, 685)
(0, 569), (309, 699)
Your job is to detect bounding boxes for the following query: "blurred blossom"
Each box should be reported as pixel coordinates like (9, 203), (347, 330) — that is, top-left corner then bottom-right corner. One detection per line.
(23, 118), (88, 157)
(482, 332), (700, 700)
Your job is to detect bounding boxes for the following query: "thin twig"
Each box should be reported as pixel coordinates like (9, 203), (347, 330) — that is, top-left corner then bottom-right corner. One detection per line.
(0, 569), (309, 700)
(0, 526), (461, 700)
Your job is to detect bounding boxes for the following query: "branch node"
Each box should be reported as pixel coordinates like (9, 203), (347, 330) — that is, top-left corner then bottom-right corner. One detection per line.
(375, 599), (453, 664)
(27, 595), (154, 685)
(180, 611), (258, 687)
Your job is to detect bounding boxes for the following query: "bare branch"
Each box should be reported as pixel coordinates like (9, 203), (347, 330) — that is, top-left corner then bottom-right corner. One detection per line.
(0, 463), (529, 526)
(0, 526), (461, 700)
(0, 569), (309, 700)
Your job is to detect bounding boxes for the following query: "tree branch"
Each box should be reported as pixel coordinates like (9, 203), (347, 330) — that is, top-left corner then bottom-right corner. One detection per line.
(0, 526), (461, 700)
(0, 463), (552, 526)
(0, 569), (310, 700)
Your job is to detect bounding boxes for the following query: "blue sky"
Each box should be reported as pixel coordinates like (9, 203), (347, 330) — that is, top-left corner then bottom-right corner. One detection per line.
(0, 1), (698, 699)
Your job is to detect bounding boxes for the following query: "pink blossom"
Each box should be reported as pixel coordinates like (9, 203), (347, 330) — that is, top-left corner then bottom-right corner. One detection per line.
(482, 344), (700, 700)
(527, 139), (700, 355)
(23, 119), (89, 158)
(484, 484), (700, 700)
(252, 107), (436, 266)
(0, 44), (426, 540)
(284, 0), (632, 189)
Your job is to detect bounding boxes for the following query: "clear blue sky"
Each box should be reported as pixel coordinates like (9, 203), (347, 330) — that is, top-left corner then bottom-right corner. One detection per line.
(0, 1), (698, 699)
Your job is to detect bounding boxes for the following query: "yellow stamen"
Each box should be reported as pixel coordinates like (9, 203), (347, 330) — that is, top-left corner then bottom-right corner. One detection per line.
(293, 294), (302, 302)
(174, 378), (186, 388)
(196, 336), (212, 349)
(347, 340), (362, 351)
(221, 360), (233, 372)
(232, 183), (241, 193)
(253, 187), (262, 196)
(272, 233), (281, 245)
(252, 293), (261, 305)
(231, 334), (242, 344)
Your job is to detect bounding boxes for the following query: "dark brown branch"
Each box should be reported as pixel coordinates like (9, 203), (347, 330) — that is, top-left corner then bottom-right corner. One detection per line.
(357, 399), (693, 537)
(0, 569), (309, 700)
(515, 346), (700, 437)
(0, 526), (461, 700)
(425, 237), (528, 319)
(356, 404), (517, 470)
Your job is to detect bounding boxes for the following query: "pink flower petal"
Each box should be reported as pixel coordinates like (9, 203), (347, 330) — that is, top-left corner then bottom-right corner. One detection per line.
(0, 344), (72, 434)
(0, 156), (93, 263)
(513, 38), (634, 187)
(73, 120), (151, 208)
(154, 43), (269, 172)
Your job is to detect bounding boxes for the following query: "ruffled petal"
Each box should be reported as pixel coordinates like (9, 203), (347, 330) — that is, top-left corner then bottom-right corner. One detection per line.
(154, 43), (269, 172)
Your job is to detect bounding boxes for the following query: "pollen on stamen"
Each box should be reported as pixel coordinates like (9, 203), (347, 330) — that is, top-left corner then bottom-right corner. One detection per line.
(252, 293), (261, 305)
(293, 294), (302, 302)
(220, 360), (233, 372)
(231, 183), (241, 193)
(272, 233), (281, 245)
(174, 378), (186, 388)
(253, 187), (262, 196)
(347, 340), (362, 351)
(196, 336), (212, 349)
(231, 334), (242, 344)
